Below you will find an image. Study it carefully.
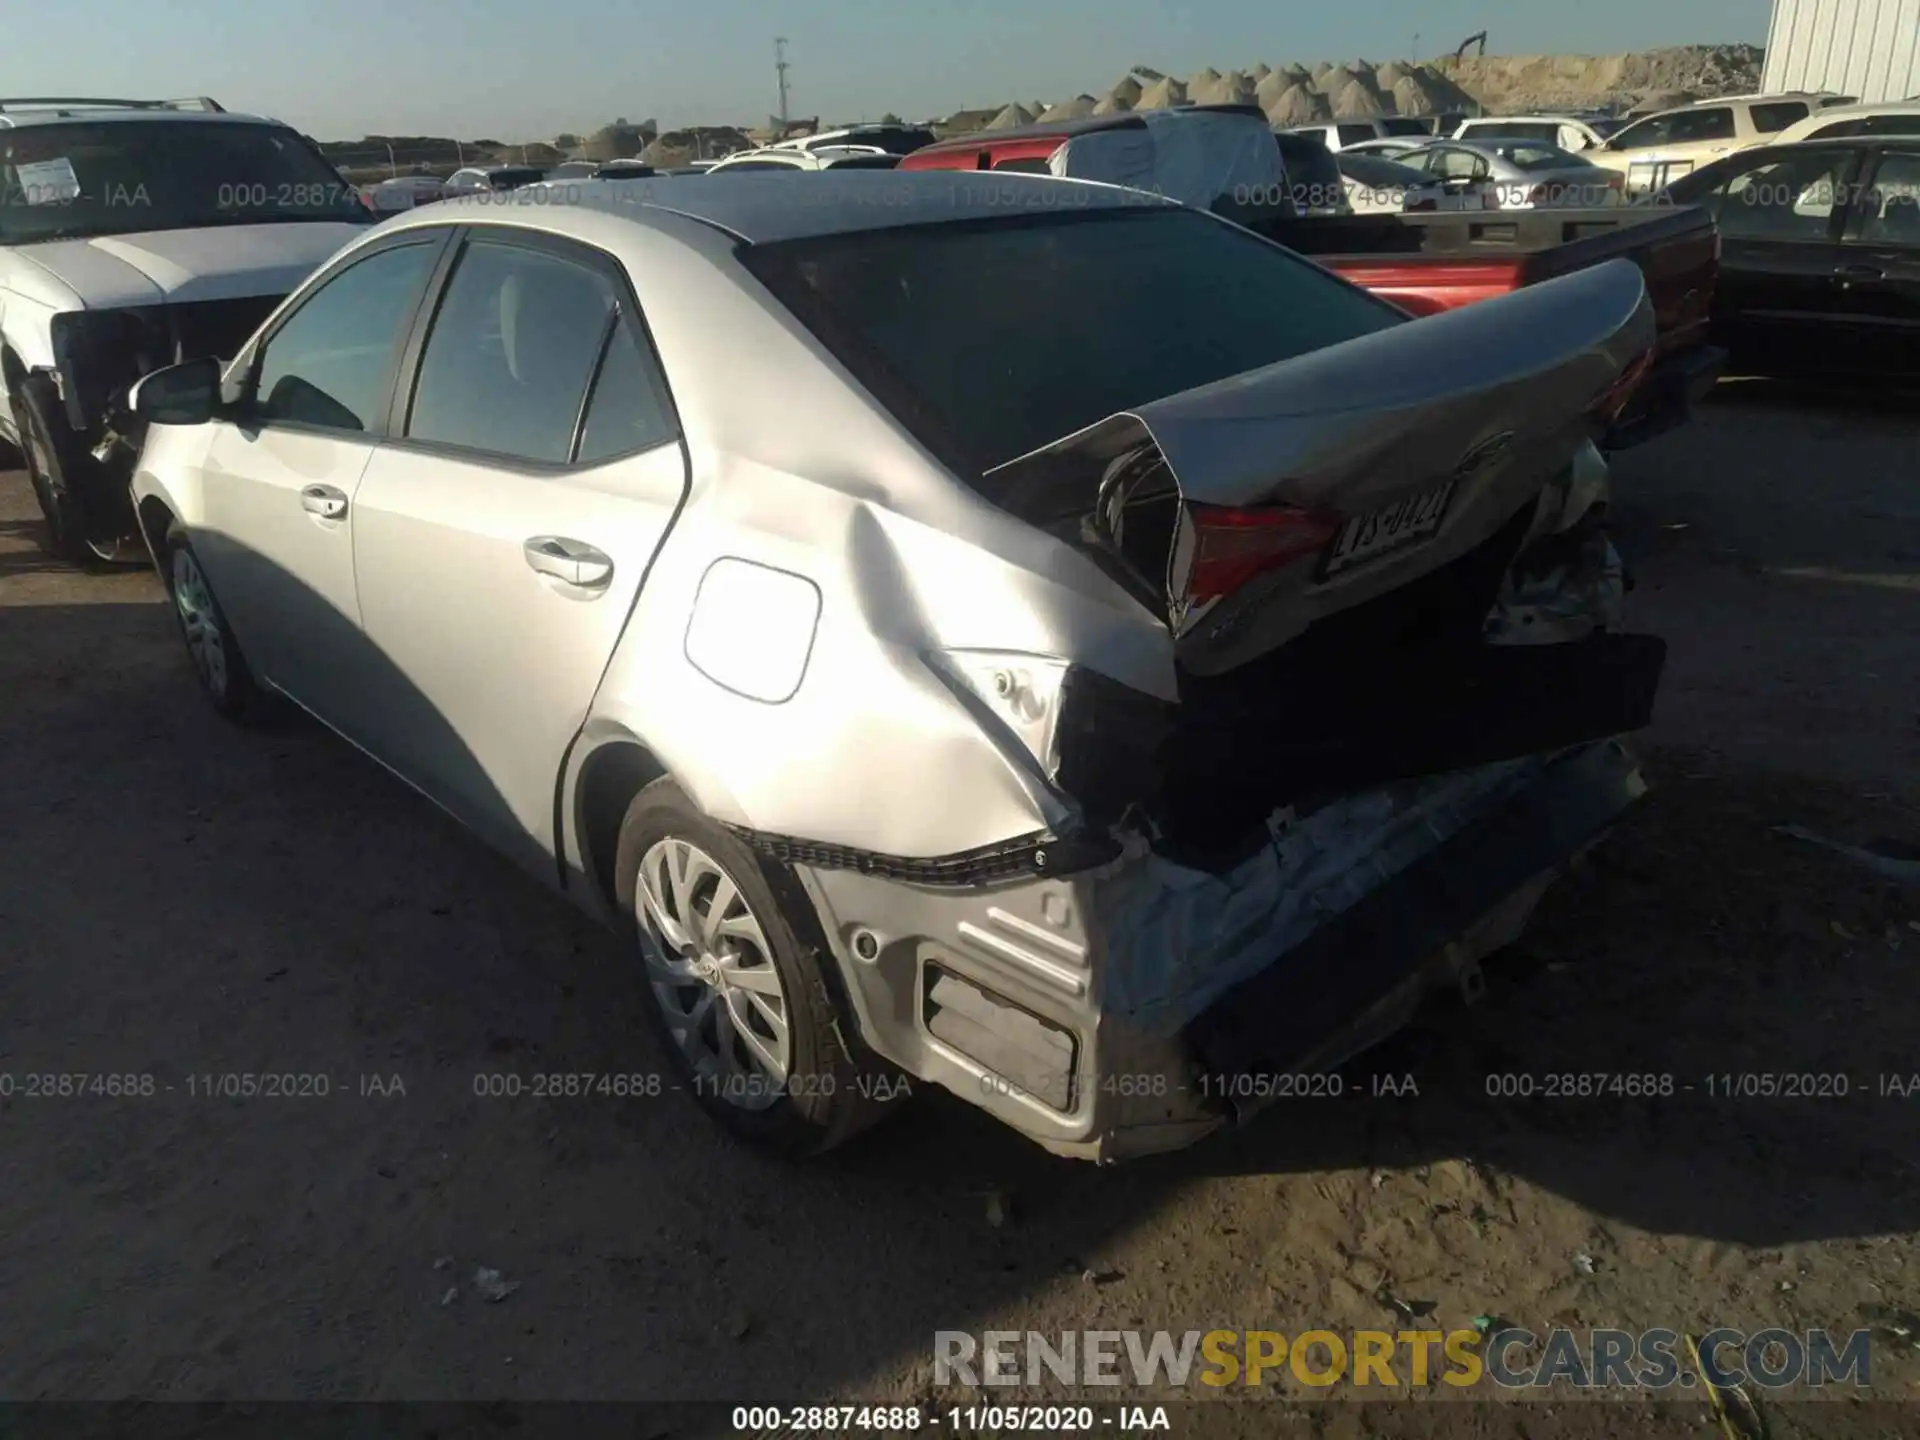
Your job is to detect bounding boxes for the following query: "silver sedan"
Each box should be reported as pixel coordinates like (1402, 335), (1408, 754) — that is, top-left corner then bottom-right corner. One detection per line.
(1401, 139), (1628, 208)
(126, 173), (1662, 1162)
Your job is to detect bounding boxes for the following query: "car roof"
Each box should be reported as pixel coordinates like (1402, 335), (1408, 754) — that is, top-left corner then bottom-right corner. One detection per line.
(403, 170), (1177, 245)
(912, 103), (1267, 153)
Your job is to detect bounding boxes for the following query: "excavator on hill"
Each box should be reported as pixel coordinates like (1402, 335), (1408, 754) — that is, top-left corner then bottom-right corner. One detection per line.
(1454, 31), (1488, 61)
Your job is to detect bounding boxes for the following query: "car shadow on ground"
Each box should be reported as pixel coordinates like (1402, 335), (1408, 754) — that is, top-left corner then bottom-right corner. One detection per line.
(2, 551), (1916, 1401)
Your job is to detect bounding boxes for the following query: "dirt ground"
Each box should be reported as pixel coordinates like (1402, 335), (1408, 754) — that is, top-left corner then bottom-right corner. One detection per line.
(2, 381), (1917, 1433)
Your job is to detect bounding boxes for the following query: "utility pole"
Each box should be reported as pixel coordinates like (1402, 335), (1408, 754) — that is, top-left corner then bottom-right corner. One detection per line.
(775, 37), (791, 127)
(1412, 33), (1421, 61)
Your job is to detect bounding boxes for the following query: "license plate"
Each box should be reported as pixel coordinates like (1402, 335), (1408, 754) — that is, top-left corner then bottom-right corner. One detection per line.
(1321, 478), (1457, 578)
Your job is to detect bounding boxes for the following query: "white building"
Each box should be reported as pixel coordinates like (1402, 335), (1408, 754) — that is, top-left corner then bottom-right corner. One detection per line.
(1763, 0), (1920, 102)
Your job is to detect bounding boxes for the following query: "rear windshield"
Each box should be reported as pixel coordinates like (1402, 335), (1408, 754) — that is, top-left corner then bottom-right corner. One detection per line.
(740, 208), (1403, 477)
(1500, 143), (1588, 171)
(1, 119), (368, 243)
(1469, 121), (1560, 142)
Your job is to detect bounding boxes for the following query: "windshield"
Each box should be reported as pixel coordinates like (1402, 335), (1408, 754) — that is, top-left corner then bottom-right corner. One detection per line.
(0, 119), (369, 243)
(740, 208), (1403, 479)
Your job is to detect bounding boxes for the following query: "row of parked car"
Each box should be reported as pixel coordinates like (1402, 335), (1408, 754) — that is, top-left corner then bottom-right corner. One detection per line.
(0, 89), (1908, 1164)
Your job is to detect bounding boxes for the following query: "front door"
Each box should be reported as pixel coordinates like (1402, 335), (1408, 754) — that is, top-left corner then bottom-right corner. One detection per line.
(192, 234), (445, 717)
(349, 230), (688, 877)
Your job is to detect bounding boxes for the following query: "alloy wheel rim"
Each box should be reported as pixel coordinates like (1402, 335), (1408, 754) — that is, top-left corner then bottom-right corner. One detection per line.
(171, 549), (229, 697)
(635, 837), (791, 1110)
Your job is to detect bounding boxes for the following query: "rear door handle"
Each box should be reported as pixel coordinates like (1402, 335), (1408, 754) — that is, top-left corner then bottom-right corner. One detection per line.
(301, 484), (348, 520)
(524, 536), (613, 589)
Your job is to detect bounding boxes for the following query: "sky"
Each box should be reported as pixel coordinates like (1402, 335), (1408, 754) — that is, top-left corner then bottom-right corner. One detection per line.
(2, 0), (1775, 142)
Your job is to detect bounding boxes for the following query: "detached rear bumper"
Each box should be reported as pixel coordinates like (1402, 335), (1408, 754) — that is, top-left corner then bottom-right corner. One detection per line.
(794, 737), (1649, 1163)
(1600, 342), (1724, 452)
(1184, 736), (1645, 1108)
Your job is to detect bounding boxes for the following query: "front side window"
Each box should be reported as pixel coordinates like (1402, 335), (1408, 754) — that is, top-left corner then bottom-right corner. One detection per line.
(1715, 150), (1855, 240)
(1429, 147), (1486, 181)
(740, 208), (1403, 481)
(251, 241), (438, 431)
(1671, 108), (1737, 144)
(1610, 114), (1676, 151)
(407, 238), (617, 463)
(0, 119), (368, 244)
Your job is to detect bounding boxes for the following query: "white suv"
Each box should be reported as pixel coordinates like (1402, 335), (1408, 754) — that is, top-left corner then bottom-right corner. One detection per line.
(0, 96), (371, 560)
(1587, 93), (1848, 193)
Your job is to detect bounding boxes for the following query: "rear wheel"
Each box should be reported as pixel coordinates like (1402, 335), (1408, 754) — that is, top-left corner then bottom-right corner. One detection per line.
(614, 779), (900, 1156)
(162, 523), (270, 724)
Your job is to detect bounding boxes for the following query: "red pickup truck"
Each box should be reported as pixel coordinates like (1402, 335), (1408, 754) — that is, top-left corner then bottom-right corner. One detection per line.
(898, 110), (1723, 450)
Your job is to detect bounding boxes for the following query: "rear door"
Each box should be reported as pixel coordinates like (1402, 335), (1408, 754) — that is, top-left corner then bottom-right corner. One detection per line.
(348, 228), (688, 876)
(1698, 146), (1862, 367)
(193, 231), (447, 716)
(1835, 146), (1920, 377)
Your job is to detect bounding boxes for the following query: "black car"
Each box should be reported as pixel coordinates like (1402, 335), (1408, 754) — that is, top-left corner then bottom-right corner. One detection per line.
(1272, 130), (1350, 216)
(1656, 137), (1920, 379)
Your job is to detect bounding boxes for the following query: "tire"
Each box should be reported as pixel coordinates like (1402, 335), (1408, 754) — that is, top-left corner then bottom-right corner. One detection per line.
(12, 374), (94, 564)
(162, 523), (270, 724)
(614, 779), (900, 1157)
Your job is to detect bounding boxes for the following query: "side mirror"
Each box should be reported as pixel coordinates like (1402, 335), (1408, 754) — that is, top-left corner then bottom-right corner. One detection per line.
(130, 357), (224, 426)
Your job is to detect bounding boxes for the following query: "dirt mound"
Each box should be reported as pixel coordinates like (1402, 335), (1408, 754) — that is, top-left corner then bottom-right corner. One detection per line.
(1191, 72), (1257, 107)
(985, 102), (1036, 130)
(1265, 83), (1333, 126)
(1037, 94), (1099, 122)
(1330, 75), (1389, 118)
(1135, 77), (1189, 110)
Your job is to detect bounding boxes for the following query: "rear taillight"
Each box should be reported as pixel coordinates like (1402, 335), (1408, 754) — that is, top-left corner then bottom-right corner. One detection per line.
(1592, 349), (1657, 424)
(1481, 187), (1500, 209)
(1179, 503), (1343, 603)
(1526, 184), (1552, 206)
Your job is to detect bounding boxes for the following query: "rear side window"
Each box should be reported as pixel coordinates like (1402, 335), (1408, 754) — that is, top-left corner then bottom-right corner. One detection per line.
(407, 239), (617, 463)
(1378, 118), (1430, 137)
(1810, 119), (1866, 139)
(993, 157), (1052, 173)
(1855, 154), (1920, 242)
(575, 321), (678, 463)
(1861, 114), (1920, 135)
(740, 209), (1403, 479)
(1337, 125), (1378, 147)
(252, 241), (438, 431)
(1750, 102), (1811, 134)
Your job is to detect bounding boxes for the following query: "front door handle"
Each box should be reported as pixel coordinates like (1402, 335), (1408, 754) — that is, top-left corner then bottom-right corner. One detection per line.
(524, 536), (613, 589)
(1834, 263), (1885, 281)
(301, 484), (348, 520)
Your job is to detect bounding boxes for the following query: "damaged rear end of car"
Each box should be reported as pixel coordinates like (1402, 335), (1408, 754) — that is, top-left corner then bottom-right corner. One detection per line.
(738, 207), (1664, 1160)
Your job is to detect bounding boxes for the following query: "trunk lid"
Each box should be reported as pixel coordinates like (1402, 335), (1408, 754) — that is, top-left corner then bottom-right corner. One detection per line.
(986, 257), (1653, 676)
